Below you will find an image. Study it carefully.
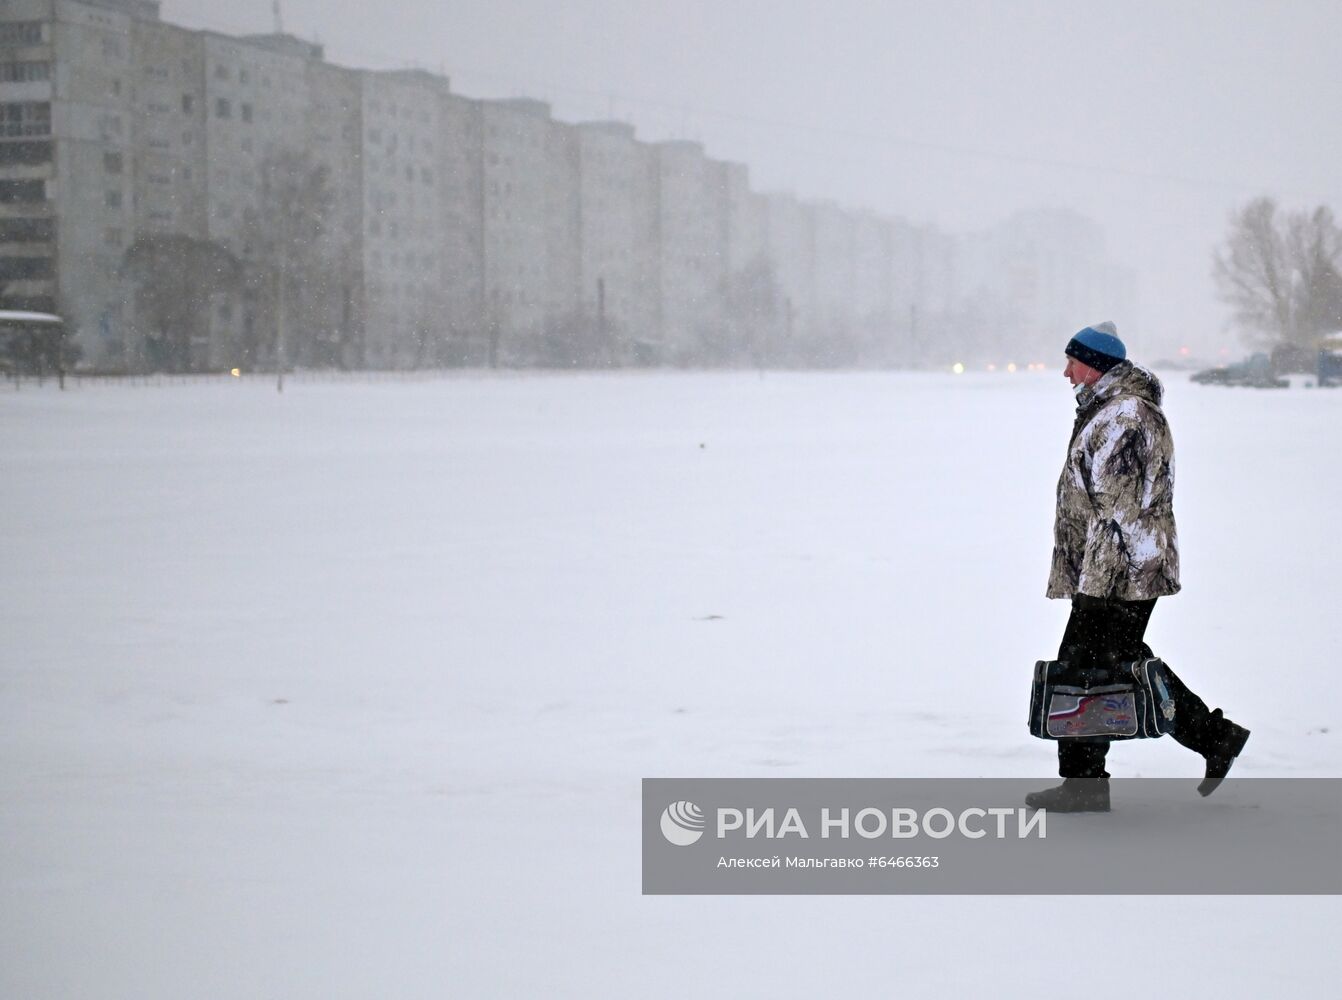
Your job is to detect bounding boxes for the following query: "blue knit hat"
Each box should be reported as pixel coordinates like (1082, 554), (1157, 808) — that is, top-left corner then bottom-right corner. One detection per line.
(1065, 321), (1126, 373)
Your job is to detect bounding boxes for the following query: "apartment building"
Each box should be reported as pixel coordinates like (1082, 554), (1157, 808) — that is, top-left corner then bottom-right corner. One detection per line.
(652, 140), (725, 363)
(852, 211), (893, 335)
(479, 98), (554, 359)
(574, 120), (657, 360)
(437, 91), (484, 360)
(811, 201), (857, 344)
(761, 192), (816, 345)
(2, 0), (1134, 372)
(718, 160), (766, 278)
(359, 69), (451, 367)
(0, 1), (148, 366)
(304, 57), (363, 367)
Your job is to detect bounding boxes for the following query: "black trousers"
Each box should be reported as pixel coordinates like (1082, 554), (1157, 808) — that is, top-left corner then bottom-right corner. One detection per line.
(1056, 598), (1224, 779)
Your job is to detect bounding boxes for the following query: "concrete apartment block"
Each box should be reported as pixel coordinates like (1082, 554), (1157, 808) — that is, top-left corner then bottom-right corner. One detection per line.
(0, 0), (146, 366)
(359, 69), (450, 368)
(714, 163), (774, 364)
(852, 211), (893, 334)
(761, 191), (816, 343)
(132, 17), (206, 243)
(437, 92), (484, 359)
(653, 139), (725, 363)
(886, 220), (958, 365)
(811, 200), (857, 341)
(718, 160), (766, 278)
(546, 119), (581, 348)
(480, 97), (553, 358)
(303, 58), (363, 368)
(574, 120), (657, 359)
(0, 4), (60, 323)
(7, 1), (1133, 373)
(197, 32), (313, 367)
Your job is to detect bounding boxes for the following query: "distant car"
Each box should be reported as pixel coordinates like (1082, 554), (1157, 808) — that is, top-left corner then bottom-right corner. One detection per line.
(1319, 334), (1342, 387)
(1190, 352), (1288, 388)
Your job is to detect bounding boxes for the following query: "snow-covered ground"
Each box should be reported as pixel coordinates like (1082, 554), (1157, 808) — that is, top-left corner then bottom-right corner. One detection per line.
(2, 370), (1338, 998)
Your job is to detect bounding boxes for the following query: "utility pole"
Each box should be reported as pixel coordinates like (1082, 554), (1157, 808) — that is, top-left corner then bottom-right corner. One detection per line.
(272, 1), (284, 34)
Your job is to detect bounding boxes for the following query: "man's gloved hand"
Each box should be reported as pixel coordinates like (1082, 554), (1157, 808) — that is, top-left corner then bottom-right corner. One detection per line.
(1072, 593), (1110, 612)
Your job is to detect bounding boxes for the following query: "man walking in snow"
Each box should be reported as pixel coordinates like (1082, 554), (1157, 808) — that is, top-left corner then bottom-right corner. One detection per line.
(1026, 322), (1250, 813)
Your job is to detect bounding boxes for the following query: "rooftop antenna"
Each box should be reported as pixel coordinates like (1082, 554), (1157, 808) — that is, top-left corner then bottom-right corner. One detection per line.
(272, 0), (284, 34)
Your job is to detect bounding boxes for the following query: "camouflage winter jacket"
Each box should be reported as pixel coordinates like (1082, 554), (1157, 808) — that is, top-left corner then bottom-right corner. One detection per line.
(1047, 361), (1181, 601)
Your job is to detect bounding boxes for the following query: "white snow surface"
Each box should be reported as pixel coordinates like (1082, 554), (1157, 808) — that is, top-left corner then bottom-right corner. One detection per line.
(2, 371), (1338, 998)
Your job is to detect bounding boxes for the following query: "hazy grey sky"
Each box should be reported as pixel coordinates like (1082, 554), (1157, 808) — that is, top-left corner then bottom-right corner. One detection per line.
(164, 0), (1342, 358)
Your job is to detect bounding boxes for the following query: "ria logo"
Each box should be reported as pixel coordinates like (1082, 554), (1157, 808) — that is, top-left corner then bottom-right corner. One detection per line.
(660, 800), (706, 846)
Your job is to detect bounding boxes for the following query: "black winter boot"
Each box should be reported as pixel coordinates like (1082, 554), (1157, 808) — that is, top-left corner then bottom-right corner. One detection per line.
(1197, 711), (1250, 797)
(1024, 777), (1111, 813)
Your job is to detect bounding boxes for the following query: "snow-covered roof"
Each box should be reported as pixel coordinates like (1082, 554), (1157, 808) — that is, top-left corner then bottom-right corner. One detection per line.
(0, 310), (63, 325)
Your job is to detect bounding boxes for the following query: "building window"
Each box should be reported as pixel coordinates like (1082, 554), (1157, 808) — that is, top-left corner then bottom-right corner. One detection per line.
(0, 256), (54, 281)
(0, 23), (43, 46)
(215, 98), (231, 119)
(240, 102), (252, 123)
(0, 217), (54, 242)
(0, 141), (50, 166)
(239, 68), (249, 85)
(182, 93), (194, 114)
(0, 179), (45, 203)
(105, 190), (122, 208)
(214, 64), (229, 81)
(0, 61), (51, 83)
(103, 151), (123, 173)
(0, 101), (50, 138)
(103, 227), (123, 247)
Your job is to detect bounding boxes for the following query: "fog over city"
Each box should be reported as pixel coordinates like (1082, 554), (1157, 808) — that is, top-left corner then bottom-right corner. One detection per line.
(6, 4), (1342, 996)
(165, 0), (1342, 361)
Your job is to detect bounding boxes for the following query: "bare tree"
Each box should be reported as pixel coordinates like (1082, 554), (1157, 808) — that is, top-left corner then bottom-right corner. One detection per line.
(1213, 198), (1342, 355)
(122, 234), (242, 372)
(1287, 206), (1342, 343)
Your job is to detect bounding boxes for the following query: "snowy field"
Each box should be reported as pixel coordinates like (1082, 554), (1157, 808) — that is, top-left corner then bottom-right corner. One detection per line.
(2, 370), (1339, 998)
